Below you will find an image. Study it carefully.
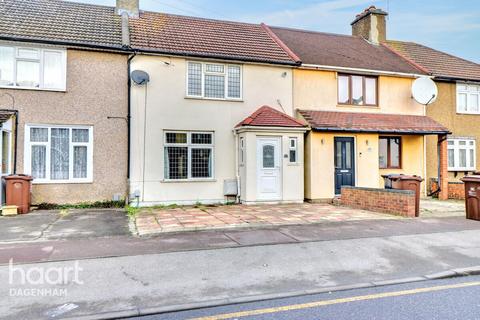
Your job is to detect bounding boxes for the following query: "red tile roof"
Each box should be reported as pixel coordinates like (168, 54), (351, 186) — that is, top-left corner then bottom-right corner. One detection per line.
(298, 110), (449, 134)
(129, 12), (298, 65)
(236, 106), (307, 128)
(269, 27), (425, 75)
(385, 41), (480, 81)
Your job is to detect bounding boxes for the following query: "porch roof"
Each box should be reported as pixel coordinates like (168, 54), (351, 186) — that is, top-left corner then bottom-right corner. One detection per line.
(298, 110), (450, 135)
(236, 105), (307, 128)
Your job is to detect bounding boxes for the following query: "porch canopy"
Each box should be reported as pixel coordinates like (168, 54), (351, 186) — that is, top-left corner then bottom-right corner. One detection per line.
(298, 110), (450, 135)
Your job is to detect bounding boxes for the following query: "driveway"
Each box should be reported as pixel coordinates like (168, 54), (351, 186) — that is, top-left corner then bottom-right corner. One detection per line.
(0, 209), (129, 242)
(420, 198), (465, 218)
(133, 203), (400, 236)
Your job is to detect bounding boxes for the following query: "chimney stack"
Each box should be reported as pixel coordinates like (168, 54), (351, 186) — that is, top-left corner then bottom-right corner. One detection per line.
(351, 6), (388, 44)
(116, 0), (139, 18)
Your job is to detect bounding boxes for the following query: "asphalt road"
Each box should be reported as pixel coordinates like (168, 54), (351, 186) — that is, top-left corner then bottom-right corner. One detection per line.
(133, 275), (480, 320)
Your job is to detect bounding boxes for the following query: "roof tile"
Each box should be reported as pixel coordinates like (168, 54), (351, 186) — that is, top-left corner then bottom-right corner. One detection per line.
(236, 106), (307, 128)
(299, 110), (449, 134)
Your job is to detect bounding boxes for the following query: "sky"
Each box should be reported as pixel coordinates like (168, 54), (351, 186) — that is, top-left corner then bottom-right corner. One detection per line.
(68, 0), (480, 63)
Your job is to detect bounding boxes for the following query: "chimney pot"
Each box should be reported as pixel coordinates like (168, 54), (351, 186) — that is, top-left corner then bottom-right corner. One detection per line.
(116, 0), (139, 18)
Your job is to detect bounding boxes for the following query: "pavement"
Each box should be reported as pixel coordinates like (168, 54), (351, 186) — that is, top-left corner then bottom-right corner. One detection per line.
(1, 217), (478, 265)
(139, 275), (480, 320)
(133, 203), (401, 235)
(420, 198), (465, 218)
(2, 221), (480, 319)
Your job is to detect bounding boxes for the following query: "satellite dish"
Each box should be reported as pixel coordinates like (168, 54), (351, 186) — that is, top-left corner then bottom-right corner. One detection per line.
(412, 77), (438, 105)
(131, 70), (150, 85)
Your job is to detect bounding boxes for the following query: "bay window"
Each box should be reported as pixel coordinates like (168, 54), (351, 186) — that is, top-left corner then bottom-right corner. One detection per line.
(0, 45), (66, 90)
(25, 125), (93, 183)
(457, 83), (480, 114)
(338, 74), (377, 106)
(447, 138), (476, 171)
(186, 61), (242, 100)
(164, 131), (214, 180)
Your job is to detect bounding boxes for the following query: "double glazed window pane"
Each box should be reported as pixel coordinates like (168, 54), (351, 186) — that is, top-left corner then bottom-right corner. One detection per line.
(191, 133), (212, 144)
(166, 132), (187, 144)
(379, 138), (388, 168)
(263, 145), (275, 168)
(73, 146), (88, 178)
(204, 74), (225, 98)
(164, 147), (188, 179)
(191, 148), (212, 178)
(448, 149), (455, 168)
(379, 137), (400, 168)
(50, 128), (69, 180)
(390, 138), (400, 167)
(227, 66), (241, 98)
(0, 46), (14, 85)
(351, 76), (363, 105)
(16, 60), (40, 87)
(338, 76), (349, 104)
(31, 145), (46, 179)
(30, 128), (48, 142)
(365, 78), (377, 105)
(72, 129), (89, 142)
(187, 62), (202, 96)
(43, 51), (63, 89)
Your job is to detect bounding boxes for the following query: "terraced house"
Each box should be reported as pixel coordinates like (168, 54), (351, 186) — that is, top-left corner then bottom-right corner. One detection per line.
(384, 41), (480, 200)
(270, 7), (450, 201)
(0, 0), (129, 204)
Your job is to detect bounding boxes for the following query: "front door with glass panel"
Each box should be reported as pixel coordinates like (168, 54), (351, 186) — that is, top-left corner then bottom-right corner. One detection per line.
(257, 137), (282, 200)
(334, 137), (355, 195)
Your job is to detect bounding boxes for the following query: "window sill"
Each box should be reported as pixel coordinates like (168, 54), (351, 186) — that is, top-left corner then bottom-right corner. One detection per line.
(32, 179), (93, 185)
(162, 178), (217, 183)
(185, 96), (243, 102)
(0, 85), (66, 92)
(448, 168), (476, 172)
(337, 104), (379, 108)
(379, 167), (402, 170)
(456, 111), (480, 115)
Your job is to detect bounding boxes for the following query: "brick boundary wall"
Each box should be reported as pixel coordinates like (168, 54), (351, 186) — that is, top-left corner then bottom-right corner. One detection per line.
(430, 178), (465, 200)
(341, 186), (416, 217)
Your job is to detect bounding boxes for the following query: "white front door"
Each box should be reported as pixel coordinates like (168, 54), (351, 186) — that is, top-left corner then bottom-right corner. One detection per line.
(257, 137), (282, 200)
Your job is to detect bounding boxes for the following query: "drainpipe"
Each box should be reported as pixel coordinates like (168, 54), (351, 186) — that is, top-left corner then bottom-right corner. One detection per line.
(233, 129), (241, 203)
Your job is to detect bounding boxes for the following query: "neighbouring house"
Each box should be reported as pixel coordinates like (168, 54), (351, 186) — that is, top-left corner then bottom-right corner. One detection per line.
(385, 41), (480, 200)
(0, 0), (129, 204)
(126, 7), (308, 205)
(269, 6), (450, 202)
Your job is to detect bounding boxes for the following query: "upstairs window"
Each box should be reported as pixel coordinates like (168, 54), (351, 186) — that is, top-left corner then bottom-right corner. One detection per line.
(448, 138), (476, 171)
(379, 137), (401, 169)
(0, 45), (66, 90)
(186, 61), (242, 100)
(457, 83), (480, 114)
(338, 74), (377, 106)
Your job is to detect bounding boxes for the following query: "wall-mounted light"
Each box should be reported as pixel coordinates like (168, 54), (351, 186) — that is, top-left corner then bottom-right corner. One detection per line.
(365, 139), (369, 146)
(321, 138), (325, 145)
(281, 72), (287, 78)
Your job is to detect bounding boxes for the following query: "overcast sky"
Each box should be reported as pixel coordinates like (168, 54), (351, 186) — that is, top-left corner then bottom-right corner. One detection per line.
(69, 0), (480, 63)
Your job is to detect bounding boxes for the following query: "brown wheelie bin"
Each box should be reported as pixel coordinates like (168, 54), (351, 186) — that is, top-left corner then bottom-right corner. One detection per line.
(382, 174), (423, 217)
(5, 175), (33, 214)
(461, 174), (480, 221)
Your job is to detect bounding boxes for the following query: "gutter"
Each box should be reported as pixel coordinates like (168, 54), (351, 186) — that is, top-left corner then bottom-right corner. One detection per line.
(126, 52), (137, 181)
(310, 127), (450, 135)
(300, 63), (428, 78)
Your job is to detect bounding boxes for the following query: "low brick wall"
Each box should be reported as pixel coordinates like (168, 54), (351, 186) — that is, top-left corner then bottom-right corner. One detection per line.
(430, 178), (465, 200)
(341, 186), (416, 217)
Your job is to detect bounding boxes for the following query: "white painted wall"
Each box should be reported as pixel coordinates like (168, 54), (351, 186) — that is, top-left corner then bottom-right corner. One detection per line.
(129, 55), (293, 205)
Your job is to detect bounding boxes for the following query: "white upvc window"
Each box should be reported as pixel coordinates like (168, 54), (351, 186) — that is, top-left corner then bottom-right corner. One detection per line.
(447, 138), (476, 171)
(186, 61), (242, 100)
(239, 136), (245, 165)
(289, 137), (297, 163)
(0, 45), (66, 91)
(164, 131), (214, 180)
(457, 83), (480, 114)
(25, 125), (93, 183)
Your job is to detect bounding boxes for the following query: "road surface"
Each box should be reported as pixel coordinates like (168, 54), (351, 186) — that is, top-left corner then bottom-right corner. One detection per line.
(134, 275), (480, 320)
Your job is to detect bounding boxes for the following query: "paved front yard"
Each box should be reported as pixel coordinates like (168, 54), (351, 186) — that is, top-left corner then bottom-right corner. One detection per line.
(133, 203), (400, 235)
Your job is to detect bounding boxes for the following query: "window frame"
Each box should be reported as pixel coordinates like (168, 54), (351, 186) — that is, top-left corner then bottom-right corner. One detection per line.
(447, 138), (476, 171)
(456, 82), (480, 114)
(288, 137), (298, 164)
(337, 73), (378, 106)
(163, 131), (215, 181)
(186, 61), (243, 101)
(379, 136), (402, 169)
(0, 44), (66, 91)
(24, 124), (93, 184)
(239, 136), (245, 166)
